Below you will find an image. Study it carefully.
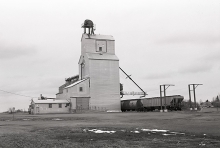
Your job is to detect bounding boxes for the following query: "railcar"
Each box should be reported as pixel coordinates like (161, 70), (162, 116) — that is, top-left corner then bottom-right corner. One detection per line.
(121, 95), (184, 112)
(121, 99), (143, 112)
(142, 95), (184, 111)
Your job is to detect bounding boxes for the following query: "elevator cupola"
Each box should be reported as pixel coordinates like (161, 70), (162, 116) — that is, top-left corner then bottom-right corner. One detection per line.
(81, 19), (96, 35)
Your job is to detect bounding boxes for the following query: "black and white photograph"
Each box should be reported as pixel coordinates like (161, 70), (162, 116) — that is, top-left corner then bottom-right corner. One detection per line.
(0, 0), (220, 147)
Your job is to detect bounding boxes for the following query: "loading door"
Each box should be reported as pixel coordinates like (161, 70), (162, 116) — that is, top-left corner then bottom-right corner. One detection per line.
(76, 98), (90, 110)
(36, 107), (40, 114)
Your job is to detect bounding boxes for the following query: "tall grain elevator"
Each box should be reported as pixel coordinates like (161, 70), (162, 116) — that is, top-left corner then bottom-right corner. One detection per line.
(56, 20), (121, 111)
(79, 20), (120, 111)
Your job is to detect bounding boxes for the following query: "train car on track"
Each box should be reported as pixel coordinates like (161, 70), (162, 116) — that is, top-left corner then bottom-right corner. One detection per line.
(121, 99), (144, 112)
(121, 95), (184, 112)
(142, 95), (184, 111)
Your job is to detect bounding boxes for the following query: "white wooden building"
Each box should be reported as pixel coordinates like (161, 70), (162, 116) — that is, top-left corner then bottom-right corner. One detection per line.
(29, 99), (70, 114)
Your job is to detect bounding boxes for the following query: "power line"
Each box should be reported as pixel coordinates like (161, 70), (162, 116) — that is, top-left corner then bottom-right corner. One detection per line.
(0, 89), (37, 98)
(148, 87), (188, 93)
(147, 88), (160, 92)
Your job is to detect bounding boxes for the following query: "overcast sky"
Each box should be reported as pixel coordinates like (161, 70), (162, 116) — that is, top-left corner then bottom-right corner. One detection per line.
(0, 0), (220, 112)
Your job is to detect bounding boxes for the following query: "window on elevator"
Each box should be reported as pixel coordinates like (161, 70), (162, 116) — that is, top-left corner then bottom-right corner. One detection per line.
(79, 87), (83, 92)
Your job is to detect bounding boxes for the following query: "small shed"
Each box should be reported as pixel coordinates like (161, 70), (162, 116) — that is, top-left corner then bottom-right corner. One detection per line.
(30, 99), (70, 114)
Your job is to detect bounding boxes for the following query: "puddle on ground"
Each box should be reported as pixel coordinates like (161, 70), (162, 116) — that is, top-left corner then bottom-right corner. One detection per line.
(23, 119), (31, 121)
(52, 118), (63, 121)
(141, 129), (169, 132)
(87, 129), (116, 134)
(131, 131), (140, 133)
(83, 128), (188, 137)
(162, 133), (175, 136)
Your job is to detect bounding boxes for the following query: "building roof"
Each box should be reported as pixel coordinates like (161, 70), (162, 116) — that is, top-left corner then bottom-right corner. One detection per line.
(64, 78), (89, 89)
(82, 34), (114, 41)
(81, 34), (115, 41)
(87, 34), (114, 40)
(86, 53), (119, 61)
(32, 99), (69, 104)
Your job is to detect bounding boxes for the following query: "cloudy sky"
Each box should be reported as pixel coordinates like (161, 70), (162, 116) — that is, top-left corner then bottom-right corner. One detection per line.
(0, 0), (220, 112)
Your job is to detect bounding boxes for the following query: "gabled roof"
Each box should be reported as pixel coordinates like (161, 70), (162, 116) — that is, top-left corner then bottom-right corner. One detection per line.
(32, 99), (69, 104)
(64, 78), (89, 89)
(86, 53), (119, 61)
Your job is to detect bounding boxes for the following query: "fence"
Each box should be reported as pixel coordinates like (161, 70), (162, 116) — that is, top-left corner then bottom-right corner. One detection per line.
(89, 106), (107, 112)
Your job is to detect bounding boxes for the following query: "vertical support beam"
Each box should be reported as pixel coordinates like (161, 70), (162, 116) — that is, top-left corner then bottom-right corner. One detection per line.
(193, 84), (197, 110)
(164, 85), (167, 112)
(160, 85), (163, 112)
(80, 64), (83, 80)
(188, 84), (202, 111)
(70, 98), (72, 113)
(188, 85), (192, 110)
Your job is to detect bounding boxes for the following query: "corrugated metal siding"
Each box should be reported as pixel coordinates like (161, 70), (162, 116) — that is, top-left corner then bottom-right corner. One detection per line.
(81, 37), (96, 55)
(79, 33), (120, 111)
(70, 98), (76, 110)
(107, 41), (115, 54)
(89, 59), (120, 110)
(82, 55), (90, 78)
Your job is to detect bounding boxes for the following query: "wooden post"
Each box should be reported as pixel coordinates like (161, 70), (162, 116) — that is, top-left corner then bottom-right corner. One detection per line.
(193, 84), (197, 110)
(188, 85), (192, 110)
(164, 85), (167, 112)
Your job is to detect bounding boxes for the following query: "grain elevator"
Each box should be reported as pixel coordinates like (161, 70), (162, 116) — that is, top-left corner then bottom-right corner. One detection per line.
(56, 20), (120, 111)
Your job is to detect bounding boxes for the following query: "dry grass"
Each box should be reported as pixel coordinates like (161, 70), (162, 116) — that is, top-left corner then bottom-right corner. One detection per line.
(0, 111), (220, 147)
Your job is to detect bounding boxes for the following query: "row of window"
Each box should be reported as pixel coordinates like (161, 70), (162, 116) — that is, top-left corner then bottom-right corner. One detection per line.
(49, 103), (63, 108)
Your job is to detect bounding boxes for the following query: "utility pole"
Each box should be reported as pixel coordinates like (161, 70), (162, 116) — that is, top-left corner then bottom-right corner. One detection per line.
(160, 84), (175, 112)
(188, 84), (203, 110)
(188, 85), (192, 110)
(160, 85), (162, 112)
(216, 95), (219, 112)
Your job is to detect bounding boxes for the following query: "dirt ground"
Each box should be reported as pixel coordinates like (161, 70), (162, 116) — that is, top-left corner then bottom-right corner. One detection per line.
(0, 110), (220, 148)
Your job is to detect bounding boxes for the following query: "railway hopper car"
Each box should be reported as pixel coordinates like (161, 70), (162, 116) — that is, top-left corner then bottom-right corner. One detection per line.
(121, 95), (184, 112)
(143, 95), (184, 111)
(121, 99), (143, 112)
